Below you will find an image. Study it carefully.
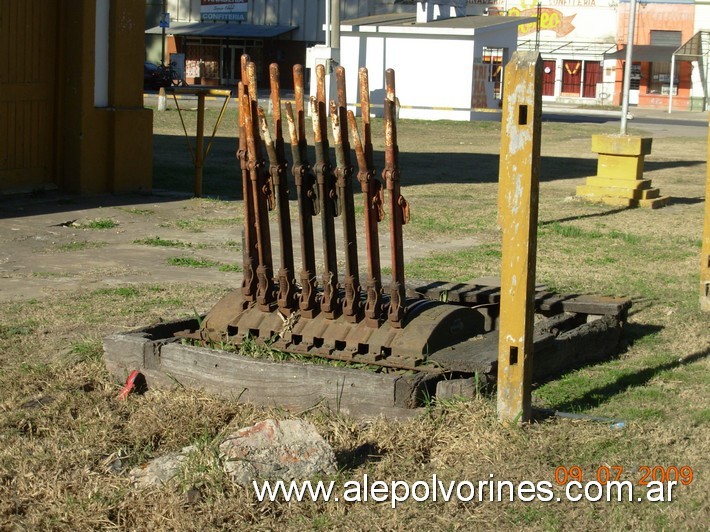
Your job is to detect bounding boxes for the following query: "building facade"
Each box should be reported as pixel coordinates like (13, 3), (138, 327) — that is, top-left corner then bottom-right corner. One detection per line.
(2, 0), (152, 195)
(145, 0), (409, 87)
(146, 0), (710, 110)
(464, 0), (709, 110)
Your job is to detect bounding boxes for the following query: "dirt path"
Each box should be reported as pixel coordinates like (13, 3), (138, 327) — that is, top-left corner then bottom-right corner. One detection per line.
(0, 192), (480, 302)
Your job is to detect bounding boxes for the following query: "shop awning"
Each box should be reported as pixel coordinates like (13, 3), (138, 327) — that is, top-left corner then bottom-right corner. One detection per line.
(604, 45), (677, 62)
(145, 22), (297, 39)
(673, 30), (710, 61)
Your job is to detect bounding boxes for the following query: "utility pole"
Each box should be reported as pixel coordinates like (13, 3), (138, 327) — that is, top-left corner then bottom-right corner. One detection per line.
(620, 0), (637, 135)
(161, 0), (167, 66)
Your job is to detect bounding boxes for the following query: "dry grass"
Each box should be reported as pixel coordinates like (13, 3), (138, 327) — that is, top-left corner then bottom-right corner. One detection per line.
(1, 112), (708, 530)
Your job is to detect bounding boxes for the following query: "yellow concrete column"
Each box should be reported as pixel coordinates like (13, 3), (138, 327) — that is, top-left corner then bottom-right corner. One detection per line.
(576, 134), (669, 209)
(497, 52), (542, 424)
(701, 114), (710, 311)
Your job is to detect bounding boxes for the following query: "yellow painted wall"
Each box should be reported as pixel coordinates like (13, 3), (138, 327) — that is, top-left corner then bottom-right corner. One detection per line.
(1, 0), (152, 195)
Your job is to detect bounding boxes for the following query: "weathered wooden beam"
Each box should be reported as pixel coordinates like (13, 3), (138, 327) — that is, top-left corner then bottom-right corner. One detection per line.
(496, 51), (543, 424)
(702, 114), (710, 311)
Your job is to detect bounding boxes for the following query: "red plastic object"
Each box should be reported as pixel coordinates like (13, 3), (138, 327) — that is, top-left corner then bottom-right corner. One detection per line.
(118, 370), (141, 400)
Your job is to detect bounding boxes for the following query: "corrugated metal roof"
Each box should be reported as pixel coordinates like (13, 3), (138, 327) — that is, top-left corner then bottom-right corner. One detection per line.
(145, 22), (297, 39)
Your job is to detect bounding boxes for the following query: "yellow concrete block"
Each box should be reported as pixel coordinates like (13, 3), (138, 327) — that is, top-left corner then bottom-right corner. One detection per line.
(592, 134), (653, 156)
(576, 185), (659, 200)
(574, 189), (634, 207)
(598, 196), (635, 207)
(597, 154), (644, 180)
(638, 196), (671, 209)
(702, 116), (710, 311)
(586, 177), (652, 190)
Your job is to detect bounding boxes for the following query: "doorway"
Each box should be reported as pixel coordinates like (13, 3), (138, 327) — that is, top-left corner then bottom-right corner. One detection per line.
(543, 60), (556, 96)
(220, 45), (246, 85)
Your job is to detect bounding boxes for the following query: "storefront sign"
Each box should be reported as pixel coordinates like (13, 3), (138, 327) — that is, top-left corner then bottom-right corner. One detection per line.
(201, 0), (248, 22)
(464, 0), (616, 41)
(508, 7), (576, 37)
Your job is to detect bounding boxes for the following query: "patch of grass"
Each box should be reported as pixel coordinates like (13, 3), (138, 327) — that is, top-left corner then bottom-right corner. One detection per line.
(56, 241), (108, 252)
(134, 236), (190, 248)
(69, 339), (103, 363)
(173, 217), (243, 232)
(542, 222), (602, 239)
(218, 263), (241, 272)
(406, 245), (502, 282)
(167, 256), (219, 268)
(85, 218), (118, 230)
(93, 287), (140, 298)
(608, 229), (639, 244)
(0, 325), (34, 339)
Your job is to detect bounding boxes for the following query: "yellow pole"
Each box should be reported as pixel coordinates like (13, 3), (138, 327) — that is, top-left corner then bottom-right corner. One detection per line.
(701, 113), (710, 311)
(497, 51), (543, 424)
(195, 93), (205, 197)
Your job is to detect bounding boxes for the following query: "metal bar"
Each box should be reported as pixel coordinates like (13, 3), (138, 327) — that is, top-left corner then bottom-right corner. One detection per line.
(194, 93), (205, 197)
(312, 64), (340, 319)
(348, 116), (382, 326)
(204, 91), (232, 159)
(347, 67), (384, 327)
(668, 55), (676, 114)
(382, 69), (409, 328)
(244, 61), (276, 311)
(496, 51), (543, 424)
(238, 82), (258, 302)
(261, 63), (297, 315)
(285, 64), (319, 317)
(331, 66), (362, 322)
(171, 93), (196, 164)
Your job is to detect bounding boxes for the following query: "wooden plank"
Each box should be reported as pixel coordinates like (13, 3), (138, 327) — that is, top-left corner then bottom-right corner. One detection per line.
(158, 344), (422, 419)
(102, 318), (428, 420)
(557, 295), (631, 316)
(430, 315), (623, 381)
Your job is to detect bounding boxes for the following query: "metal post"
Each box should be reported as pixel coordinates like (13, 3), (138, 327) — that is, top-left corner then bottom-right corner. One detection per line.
(161, 0), (167, 66)
(668, 55), (676, 114)
(325, 0), (331, 48)
(535, 2), (541, 52)
(331, 0), (340, 49)
(195, 93), (205, 197)
(497, 51), (543, 424)
(620, 0), (637, 135)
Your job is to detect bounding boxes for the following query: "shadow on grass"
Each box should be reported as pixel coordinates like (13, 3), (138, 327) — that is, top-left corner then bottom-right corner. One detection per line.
(540, 207), (632, 226)
(665, 196), (704, 205)
(552, 340), (708, 413)
(336, 442), (383, 471)
(152, 134), (706, 197)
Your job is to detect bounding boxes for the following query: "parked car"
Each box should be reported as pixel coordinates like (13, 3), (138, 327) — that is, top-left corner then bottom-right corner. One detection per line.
(143, 62), (172, 90)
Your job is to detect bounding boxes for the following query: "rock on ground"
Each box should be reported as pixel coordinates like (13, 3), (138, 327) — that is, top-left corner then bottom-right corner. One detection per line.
(129, 445), (196, 488)
(219, 419), (337, 486)
(128, 419), (336, 489)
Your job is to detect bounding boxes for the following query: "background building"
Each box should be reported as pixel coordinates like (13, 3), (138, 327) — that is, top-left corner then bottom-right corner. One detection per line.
(145, 0), (410, 87)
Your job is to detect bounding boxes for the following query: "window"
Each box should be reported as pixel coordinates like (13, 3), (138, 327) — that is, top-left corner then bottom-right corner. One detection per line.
(650, 30), (682, 47)
(647, 62), (678, 95)
(482, 47), (505, 99)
